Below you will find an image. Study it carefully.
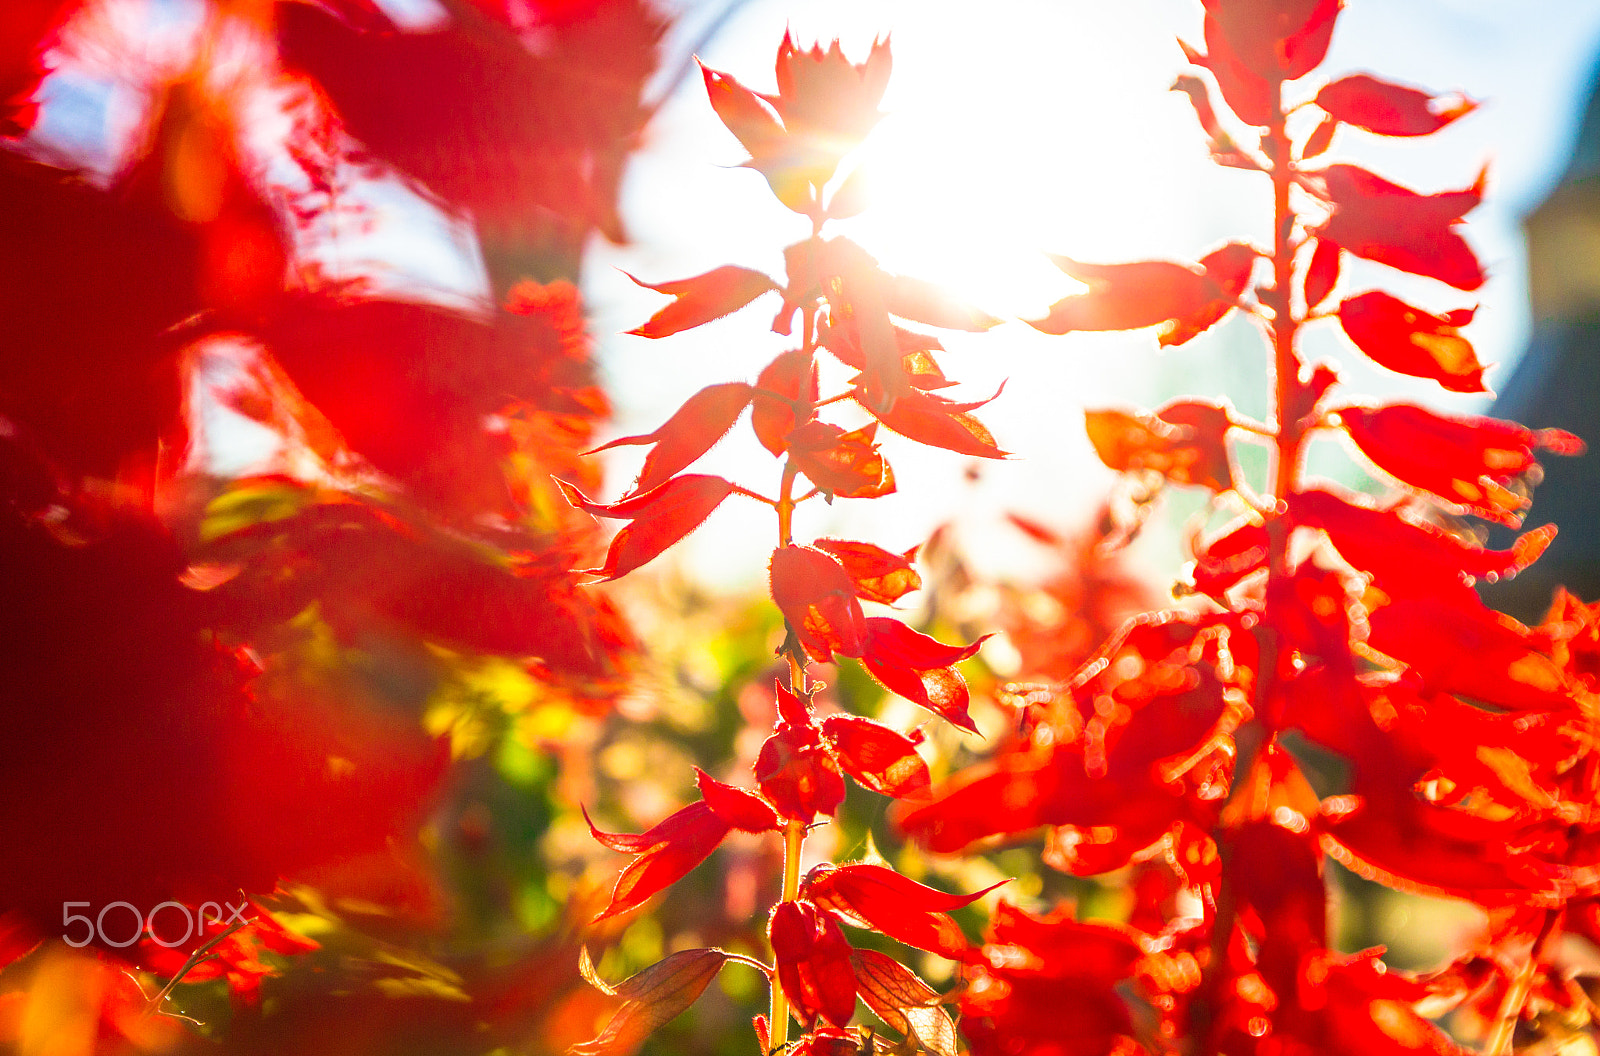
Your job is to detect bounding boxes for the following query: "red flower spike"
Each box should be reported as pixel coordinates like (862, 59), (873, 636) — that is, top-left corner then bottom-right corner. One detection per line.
(812, 538), (922, 605)
(858, 384), (1009, 459)
(770, 898), (858, 1029)
(1318, 164), (1485, 291)
(1337, 403), (1582, 526)
(820, 714), (932, 798)
(786, 421), (896, 498)
(805, 862), (1000, 960)
(1316, 74), (1477, 137)
(1337, 291), (1485, 393)
(757, 722), (846, 823)
(694, 768), (784, 833)
(572, 947), (731, 1056)
(1085, 402), (1234, 492)
(589, 382), (754, 495)
(625, 265), (779, 339)
(1033, 242), (1256, 346)
(585, 801), (732, 921)
(848, 949), (957, 1056)
(1303, 237), (1341, 310)
(858, 617), (988, 732)
(770, 545), (869, 661)
(752, 349), (818, 456)
(558, 474), (737, 580)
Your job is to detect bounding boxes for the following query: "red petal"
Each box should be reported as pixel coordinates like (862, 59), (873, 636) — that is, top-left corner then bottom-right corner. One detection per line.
(752, 349), (818, 456)
(807, 862), (998, 960)
(1365, 597), (1572, 711)
(886, 273), (1000, 332)
(770, 545), (869, 661)
(625, 265), (779, 339)
(820, 714), (931, 798)
(1180, 24), (1275, 128)
(812, 538), (922, 605)
(769, 899), (857, 1029)
(558, 474), (736, 580)
(1190, 517), (1270, 600)
(591, 383), (754, 495)
(1336, 290), (1486, 393)
(1338, 404), (1581, 526)
(1303, 237), (1341, 310)
(1033, 243), (1254, 346)
(1319, 165), (1485, 291)
(1084, 402), (1234, 492)
(1200, 0), (1340, 81)
(1316, 73), (1477, 137)
(756, 725), (846, 823)
(859, 617), (987, 732)
(572, 948), (730, 1056)
(695, 769), (783, 833)
(858, 385), (1008, 459)
(700, 61), (787, 160)
(1293, 489), (1555, 599)
(586, 800), (732, 920)
(786, 421), (896, 498)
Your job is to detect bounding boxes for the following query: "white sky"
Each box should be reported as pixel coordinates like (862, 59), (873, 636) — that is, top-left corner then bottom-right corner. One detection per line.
(583, 0), (1600, 591)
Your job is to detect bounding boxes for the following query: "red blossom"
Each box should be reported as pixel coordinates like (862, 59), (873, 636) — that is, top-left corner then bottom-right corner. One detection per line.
(770, 544), (869, 661)
(589, 382), (754, 495)
(785, 421), (896, 498)
(1032, 242), (1257, 346)
(1317, 164), (1485, 291)
(1316, 74), (1476, 137)
(1085, 400), (1235, 492)
(803, 862), (999, 961)
(770, 899), (858, 1029)
(1336, 290), (1485, 393)
(1336, 403), (1582, 526)
(858, 617), (988, 732)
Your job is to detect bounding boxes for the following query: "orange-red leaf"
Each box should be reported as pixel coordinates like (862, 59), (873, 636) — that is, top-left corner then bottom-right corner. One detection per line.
(591, 383), (754, 494)
(812, 538), (921, 604)
(1336, 290), (1485, 393)
(1316, 73), (1476, 137)
(770, 545), (868, 661)
(626, 265), (778, 339)
(572, 948), (730, 1056)
(558, 475), (736, 580)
